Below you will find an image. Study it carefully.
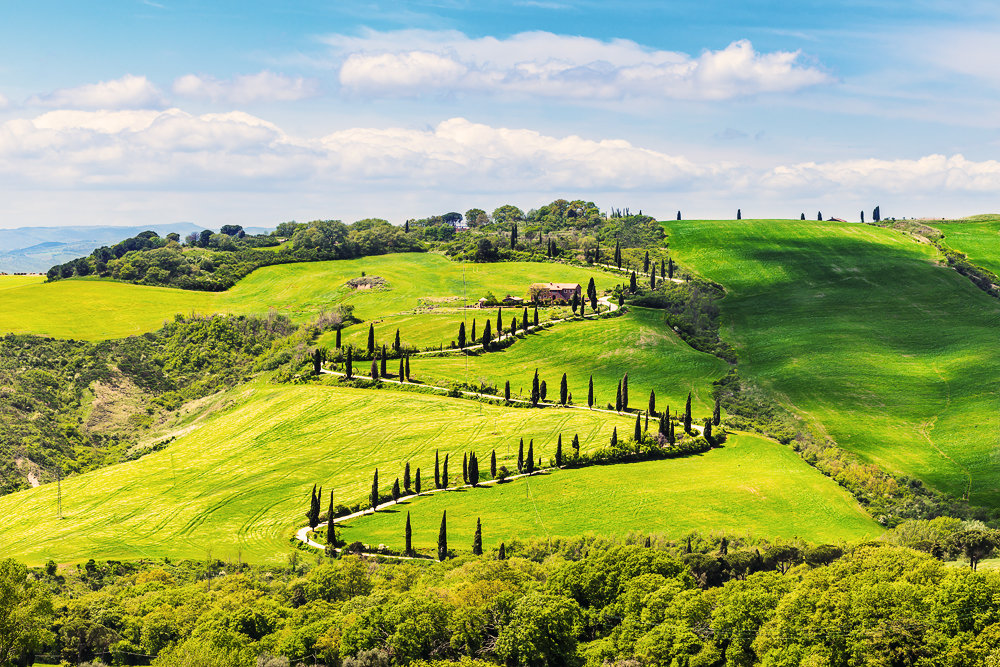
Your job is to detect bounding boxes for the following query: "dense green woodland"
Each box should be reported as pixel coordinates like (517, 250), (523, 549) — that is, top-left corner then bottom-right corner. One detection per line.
(4, 534), (1000, 667)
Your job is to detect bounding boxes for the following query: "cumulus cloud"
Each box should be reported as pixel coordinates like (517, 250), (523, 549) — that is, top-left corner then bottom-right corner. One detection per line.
(28, 74), (164, 110)
(329, 29), (832, 101)
(172, 70), (319, 104)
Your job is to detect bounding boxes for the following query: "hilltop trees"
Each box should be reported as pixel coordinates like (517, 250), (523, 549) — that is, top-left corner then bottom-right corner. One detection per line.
(873, 205), (881, 222)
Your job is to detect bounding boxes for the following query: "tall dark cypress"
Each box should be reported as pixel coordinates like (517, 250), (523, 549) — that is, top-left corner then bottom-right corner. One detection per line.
(443, 454), (450, 488)
(645, 410), (649, 433)
(399, 356), (405, 380)
(394, 329), (401, 352)
(522, 307), (528, 332)
(634, 413), (642, 442)
(533, 306), (539, 327)
(438, 511), (448, 561)
(504, 380), (511, 402)
(630, 271), (637, 293)
(458, 321), (466, 349)
(510, 224), (517, 249)
(405, 355), (410, 381)
(650, 264), (656, 289)
(462, 452), (468, 484)
(380, 345), (387, 377)
(572, 292), (579, 315)
(622, 374), (629, 410)
(616, 380), (622, 412)
(370, 469), (379, 513)
(817, 211), (823, 221)
(491, 449), (497, 478)
(540, 380), (547, 402)
(801, 213), (806, 220)
(659, 406), (670, 437)
(649, 389), (656, 417)
(526, 440), (535, 473)
(415, 468), (422, 495)
(684, 392), (692, 433)
(473, 518), (483, 556)
(668, 258), (674, 279)
(677, 211), (681, 220)
(587, 277), (597, 309)
(531, 369), (540, 406)
(556, 434), (563, 466)
(400, 461), (409, 492)
(614, 239), (621, 268)
(737, 208), (742, 220)
(498, 542), (506, 560)
(660, 258), (665, 282)
(469, 452), (479, 486)
(471, 319), (476, 343)
(392, 478), (400, 503)
(572, 433), (580, 456)
(335, 327), (342, 348)
(312, 349), (322, 375)
(713, 394), (721, 426)
(611, 427), (618, 447)
(560, 373), (568, 405)
(704, 419), (713, 441)
(367, 323), (375, 356)
(482, 320), (492, 351)
(588, 375), (594, 408)
(370, 358), (379, 380)
(308, 484), (319, 529)
(435, 451), (441, 489)
(346, 347), (354, 378)
(326, 491), (337, 550)
(510, 317), (517, 338)
(643, 251), (650, 273)
(405, 511), (412, 556)
(496, 307), (503, 338)
(518, 438), (525, 472)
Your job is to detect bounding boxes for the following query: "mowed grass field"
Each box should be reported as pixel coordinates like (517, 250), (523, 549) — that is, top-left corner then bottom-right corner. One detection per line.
(0, 383), (643, 565)
(410, 307), (728, 418)
(935, 216), (1000, 275)
(341, 432), (881, 553)
(0, 254), (616, 340)
(662, 219), (1000, 508)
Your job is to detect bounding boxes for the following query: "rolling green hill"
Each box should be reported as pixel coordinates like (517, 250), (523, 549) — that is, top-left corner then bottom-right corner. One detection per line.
(340, 432), (881, 553)
(935, 216), (1000, 275)
(409, 307), (729, 417)
(662, 219), (1000, 509)
(0, 254), (615, 340)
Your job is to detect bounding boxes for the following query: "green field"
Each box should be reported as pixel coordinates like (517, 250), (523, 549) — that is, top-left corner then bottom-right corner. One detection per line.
(935, 216), (1000, 275)
(410, 307), (729, 418)
(0, 254), (615, 340)
(0, 383), (644, 565)
(340, 432), (881, 553)
(662, 219), (1000, 508)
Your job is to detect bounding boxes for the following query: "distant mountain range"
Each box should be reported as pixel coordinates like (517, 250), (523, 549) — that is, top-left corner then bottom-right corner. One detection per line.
(0, 223), (273, 273)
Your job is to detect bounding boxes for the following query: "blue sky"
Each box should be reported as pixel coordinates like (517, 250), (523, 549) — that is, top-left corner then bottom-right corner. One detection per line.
(1, 0), (999, 227)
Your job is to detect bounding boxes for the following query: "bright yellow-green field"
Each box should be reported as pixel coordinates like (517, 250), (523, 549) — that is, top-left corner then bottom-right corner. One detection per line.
(340, 432), (881, 554)
(0, 254), (615, 340)
(409, 307), (728, 418)
(0, 382), (642, 565)
(935, 216), (1000, 275)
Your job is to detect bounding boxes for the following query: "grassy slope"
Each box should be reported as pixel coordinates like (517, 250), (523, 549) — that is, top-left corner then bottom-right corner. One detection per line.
(410, 307), (729, 417)
(0, 383), (642, 565)
(341, 432), (881, 553)
(935, 218), (1000, 275)
(0, 254), (616, 340)
(662, 219), (1000, 508)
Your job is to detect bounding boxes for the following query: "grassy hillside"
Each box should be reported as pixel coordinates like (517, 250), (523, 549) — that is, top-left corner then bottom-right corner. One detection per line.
(0, 254), (614, 340)
(0, 383), (641, 565)
(411, 307), (729, 417)
(662, 219), (1000, 509)
(340, 432), (881, 552)
(935, 217), (1000, 275)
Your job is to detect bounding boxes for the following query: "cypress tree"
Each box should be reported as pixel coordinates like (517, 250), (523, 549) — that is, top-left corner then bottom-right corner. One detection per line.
(540, 380), (547, 401)
(659, 407), (669, 437)
(634, 412), (642, 442)
(860, 210), (865, 223)
(677, 211), (681, 220)
(704, 419), (713, 441)
(491, 449), (497, 478)
(469, 452), (479, 486)
(645, 410), (649, 433)
(580, 300), (585, 317)
(611, 427), (618, 447)
(405, 355), (410, 381)
(312, 349), (322, 375)
(399, 356), (405, 380)
(622, 373), (629, 410)
(510, 224), (517, 249)
(518, 438), (525, 472)
(572, 433), (580, 456)
(531, 369), (540, 406)
(326, 491), (337, 550)
(504, 380), (511, 402)
(471, 319), (476, 343)
(438, 511), (448, 561)
(588, 278), (597, 309)
(443, 454), (449, 487)
(482, 320), (492, 350)
(463, 452), (468, 484)
(404, 462), (411, 492)
(713, 394), (721, 426)
(800, 213), (805, 220)
(661, 258), (665, 282)
(473, 518), (483, 555)
(345, 347), (353, 378)
(415, 468), (422, 495)
(648, 389), (656, 417)
(588, 375), (594, 408)
(817, 211), (823, 221)
(668, 258), (674, 279)
(405, 220), (409, 232)
(616, 380), (622, 412)
(510, 316), (517, 338)
(556, 434), (563, 466)
(380, 345), (387, 377)
(392, 478), (400, 503)
(522, 307), (528, 332)
(308, 484), (319, 529)
(629, 271), (637, 293)
(405, 511), (412, 556)
(526, 440), (535, 473)
(614, 239), (621, 268)
(873, 205), (881, 222)
(370, 469), (379, 513)
(643, 251), (650, 273)
(435, 451), (441, 489)
(394, 329), (401, 352)
(572, 292), (579, 315)
(458, 321), (466, 349)
(370, 358), (379, 380)
(645, 536), (651, 548)
(533, 306), (539, 327)
(684, 392), (692, 433)
(650, 264), (656, 289)
(669, 420), (676, 446)
(737, 208), (742, 220)
(497, 307), (502, 338)
(560, 373), (568, 405)
(367, 323), (375, 355)
(335, 327), (342, 348)
(498, 542), (506, 560)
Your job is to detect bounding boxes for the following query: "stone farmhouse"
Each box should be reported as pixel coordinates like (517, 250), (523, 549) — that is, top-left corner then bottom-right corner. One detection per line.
(529, 282), (582, 304)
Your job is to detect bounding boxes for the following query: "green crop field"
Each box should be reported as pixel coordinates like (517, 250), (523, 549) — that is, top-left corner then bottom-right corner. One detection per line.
(410, 307), (728, 418)
(0, 383), (644, 566)
(935, 216), (1000, 275)
(662, 219), (1000, 509)
(0, 253), (614, 340)
(340, 432), (881, 553)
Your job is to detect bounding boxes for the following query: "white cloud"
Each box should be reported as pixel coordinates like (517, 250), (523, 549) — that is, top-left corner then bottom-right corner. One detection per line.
(29, 74), (164, 110)
(172, 70), (319, 104)
(330, 29), (832, 101)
